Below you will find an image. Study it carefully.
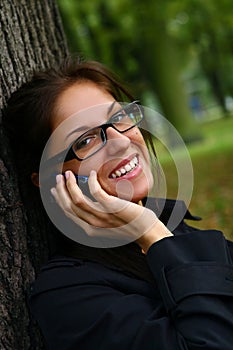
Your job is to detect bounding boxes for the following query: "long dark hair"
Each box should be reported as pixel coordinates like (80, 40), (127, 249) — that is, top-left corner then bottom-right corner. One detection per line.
(3, 57), (156, 284)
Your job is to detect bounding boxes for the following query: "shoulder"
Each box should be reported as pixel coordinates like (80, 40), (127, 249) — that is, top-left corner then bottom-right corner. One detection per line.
(29, 256), (158, 350)
(227, 239), (233, 261)
(29, 256), (153, 298)
(30, 257), (116, 296)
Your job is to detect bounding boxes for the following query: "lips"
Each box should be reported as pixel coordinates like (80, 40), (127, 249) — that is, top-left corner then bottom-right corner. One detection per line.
(109, 155), (139, 179)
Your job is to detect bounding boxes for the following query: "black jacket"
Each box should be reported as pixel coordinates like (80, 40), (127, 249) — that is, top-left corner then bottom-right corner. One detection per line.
(30, 200), (233, 350)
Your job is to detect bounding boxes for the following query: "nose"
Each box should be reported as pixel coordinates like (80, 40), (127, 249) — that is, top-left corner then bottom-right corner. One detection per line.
(105, 127), (130, 155)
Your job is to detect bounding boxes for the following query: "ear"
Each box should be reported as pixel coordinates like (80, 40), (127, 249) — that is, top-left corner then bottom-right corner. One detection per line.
(31, 172), (40, 187)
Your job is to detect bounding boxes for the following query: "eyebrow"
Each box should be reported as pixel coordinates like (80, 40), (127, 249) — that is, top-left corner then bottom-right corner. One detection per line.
(65, 125), (89, 140)
(107, 100), (117, 115)
(65, 101), (117, 141)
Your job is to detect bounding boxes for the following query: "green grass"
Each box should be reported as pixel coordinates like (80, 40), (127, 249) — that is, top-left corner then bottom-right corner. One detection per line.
(157, 117), (233, 241)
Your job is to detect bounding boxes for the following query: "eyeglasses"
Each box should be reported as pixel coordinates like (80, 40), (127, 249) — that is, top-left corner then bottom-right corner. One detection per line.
(46, 101), (144, 164)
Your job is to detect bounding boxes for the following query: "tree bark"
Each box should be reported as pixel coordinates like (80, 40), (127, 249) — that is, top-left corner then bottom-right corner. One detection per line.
(0, 1), (68, 348)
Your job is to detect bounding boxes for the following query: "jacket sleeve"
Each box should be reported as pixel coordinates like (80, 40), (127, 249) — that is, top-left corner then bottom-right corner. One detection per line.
(30, 230), (233, 350)
(146, 230), (233, 349)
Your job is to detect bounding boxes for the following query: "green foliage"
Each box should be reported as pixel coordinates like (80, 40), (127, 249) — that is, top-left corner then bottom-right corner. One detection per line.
(56, 0), (233, 133)
(57, 0), (140, 80)
(166, 0), (233, 111)
(159, 116), (233, 241)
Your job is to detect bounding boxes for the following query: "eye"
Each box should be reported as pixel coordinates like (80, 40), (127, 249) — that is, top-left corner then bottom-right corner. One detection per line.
(109, 111), (128, 124)
(74, 134), (98, 150)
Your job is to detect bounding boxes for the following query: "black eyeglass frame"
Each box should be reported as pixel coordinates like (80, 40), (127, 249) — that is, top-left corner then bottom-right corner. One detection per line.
(45, 101), (144, 165)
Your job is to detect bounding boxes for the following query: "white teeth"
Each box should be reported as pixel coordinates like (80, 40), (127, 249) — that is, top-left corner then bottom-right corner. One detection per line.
(125, 164), (131, 172)
(110, 156), (139, 178)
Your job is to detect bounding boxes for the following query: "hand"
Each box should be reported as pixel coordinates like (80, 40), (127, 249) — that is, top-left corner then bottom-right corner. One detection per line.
(51, 170), (173, 252)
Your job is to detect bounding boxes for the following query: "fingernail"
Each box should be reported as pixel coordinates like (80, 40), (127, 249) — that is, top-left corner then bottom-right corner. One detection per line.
(65, 171), (70, 180)
(90, 170), (96, 177)
(50, 187), (56, 196)
(56, 174), (62, 184)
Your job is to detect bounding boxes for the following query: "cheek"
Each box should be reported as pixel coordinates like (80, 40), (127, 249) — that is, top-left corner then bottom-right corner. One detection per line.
(132, 129), (144, 141)
(132, 131), (151, 162)
(62, 157), (107, 187)
(131, 130), (148, 152)
(62, 160), (80, 174)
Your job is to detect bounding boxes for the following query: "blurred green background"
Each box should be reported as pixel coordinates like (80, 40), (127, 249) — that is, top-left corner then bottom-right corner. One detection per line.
(57, 0), (233, 240)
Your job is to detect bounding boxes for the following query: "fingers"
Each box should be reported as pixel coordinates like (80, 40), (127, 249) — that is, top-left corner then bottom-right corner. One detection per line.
(51, 172), (119, 228)
(51, 173), (92, 221)
(50, 180), (109, 236)
(63, 169), (128, 216)
(51, 174), (72, 209)
(88, 170), (114, 203)
(88, 170), (132, 214)
(49, 170), (170, 246)
(51, 170), (159, 234)
(64, 171), (92, 208)
(88, 171), (142, 219)
(88, 170), (150, 226)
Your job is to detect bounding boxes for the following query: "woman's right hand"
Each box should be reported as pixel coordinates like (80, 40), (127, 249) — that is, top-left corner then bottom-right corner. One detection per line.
(51, 170), (173, 252)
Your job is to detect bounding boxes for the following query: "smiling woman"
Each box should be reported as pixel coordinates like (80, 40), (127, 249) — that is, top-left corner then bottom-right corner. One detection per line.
(43, 93), (153, 204)
(3, 57), (233, 350)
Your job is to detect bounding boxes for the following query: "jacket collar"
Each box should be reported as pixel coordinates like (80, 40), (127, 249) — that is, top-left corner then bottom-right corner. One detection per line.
(143, 197), (201, 227)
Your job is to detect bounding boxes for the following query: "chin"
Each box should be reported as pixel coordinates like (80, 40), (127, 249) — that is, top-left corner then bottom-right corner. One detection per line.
(130, 189), (150, 203)
(102, 179), (152, 203)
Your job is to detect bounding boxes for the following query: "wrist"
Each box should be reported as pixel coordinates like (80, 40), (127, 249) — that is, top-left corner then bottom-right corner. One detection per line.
(136, 221), (173, 254)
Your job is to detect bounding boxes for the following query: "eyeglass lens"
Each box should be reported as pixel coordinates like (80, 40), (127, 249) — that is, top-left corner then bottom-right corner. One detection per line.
(72, 102), (143, 160)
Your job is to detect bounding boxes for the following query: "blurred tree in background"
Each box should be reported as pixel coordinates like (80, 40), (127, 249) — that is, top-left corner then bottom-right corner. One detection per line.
(57, 0), (233, 140)
(170, 0), (233, 115)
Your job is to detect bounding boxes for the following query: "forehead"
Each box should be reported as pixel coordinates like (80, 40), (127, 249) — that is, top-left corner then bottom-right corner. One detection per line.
(52, 81), (115, 131)
(47, 97), (119, 157)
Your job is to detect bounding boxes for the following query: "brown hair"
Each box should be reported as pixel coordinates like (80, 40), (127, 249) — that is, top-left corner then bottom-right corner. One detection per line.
(4, 58), (137, 175)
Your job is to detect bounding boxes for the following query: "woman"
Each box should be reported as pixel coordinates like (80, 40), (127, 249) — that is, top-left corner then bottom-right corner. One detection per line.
(4, 58), (233, 350)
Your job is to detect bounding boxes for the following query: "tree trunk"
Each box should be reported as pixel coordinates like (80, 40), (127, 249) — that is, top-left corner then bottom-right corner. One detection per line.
(136, 1), (200, 144)
(0, 1), (68, 348)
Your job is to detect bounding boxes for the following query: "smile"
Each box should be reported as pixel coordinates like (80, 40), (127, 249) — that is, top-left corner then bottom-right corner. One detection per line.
(110, 156), (139, 178)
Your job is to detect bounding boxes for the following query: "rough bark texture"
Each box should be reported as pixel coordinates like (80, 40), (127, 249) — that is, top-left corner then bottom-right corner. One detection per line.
(0, 1), (68, 348)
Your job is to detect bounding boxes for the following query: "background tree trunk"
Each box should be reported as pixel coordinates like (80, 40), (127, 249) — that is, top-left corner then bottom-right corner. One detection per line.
(137, 1), (200, 144)
(0, 1), (68, 348)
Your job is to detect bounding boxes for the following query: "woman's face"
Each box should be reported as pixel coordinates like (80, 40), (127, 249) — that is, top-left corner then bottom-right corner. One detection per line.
(50, 81), (154, 203)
